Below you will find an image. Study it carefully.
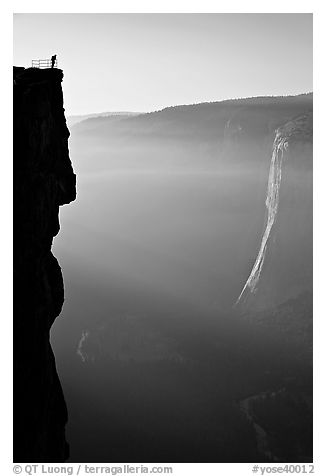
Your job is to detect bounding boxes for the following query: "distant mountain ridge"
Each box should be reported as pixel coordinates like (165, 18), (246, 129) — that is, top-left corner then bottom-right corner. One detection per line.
(67, 111), (141, 128)
(69, 92), (312, 125)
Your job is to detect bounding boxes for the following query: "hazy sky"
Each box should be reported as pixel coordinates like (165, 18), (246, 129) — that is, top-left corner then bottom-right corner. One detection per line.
(13, 13), (312, 116)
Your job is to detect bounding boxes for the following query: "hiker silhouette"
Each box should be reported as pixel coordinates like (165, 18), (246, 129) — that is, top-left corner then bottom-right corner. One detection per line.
(51, 55), (57, 68)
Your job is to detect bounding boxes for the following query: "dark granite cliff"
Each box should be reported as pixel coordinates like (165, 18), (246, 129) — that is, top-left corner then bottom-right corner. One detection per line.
(13, 66), (76, 462)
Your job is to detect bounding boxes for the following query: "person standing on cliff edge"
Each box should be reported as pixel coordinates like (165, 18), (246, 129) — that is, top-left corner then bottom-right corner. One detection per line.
(51, 54), (57, 68)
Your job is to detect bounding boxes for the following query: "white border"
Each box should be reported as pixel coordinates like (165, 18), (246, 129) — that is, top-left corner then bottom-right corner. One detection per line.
(3, 3), (324, 475)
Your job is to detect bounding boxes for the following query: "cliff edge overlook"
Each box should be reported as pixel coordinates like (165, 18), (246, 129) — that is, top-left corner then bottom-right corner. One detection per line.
(13, 66), (76, 462)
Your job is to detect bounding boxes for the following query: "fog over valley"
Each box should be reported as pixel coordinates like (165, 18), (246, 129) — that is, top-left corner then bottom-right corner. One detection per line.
(51, 94), (313, 462)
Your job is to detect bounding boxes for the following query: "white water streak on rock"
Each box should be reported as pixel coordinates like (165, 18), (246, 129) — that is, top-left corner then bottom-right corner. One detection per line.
(76, 330), (90, 362)
(236, 130), (288, 305)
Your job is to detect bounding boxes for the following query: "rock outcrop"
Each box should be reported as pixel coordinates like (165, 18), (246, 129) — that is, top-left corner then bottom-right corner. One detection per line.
(235, 112), (313, 310)
(13, 66), (76, 462)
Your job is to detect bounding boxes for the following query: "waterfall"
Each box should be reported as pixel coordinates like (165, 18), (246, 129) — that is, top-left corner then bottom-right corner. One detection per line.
(235, 129), (288, 306)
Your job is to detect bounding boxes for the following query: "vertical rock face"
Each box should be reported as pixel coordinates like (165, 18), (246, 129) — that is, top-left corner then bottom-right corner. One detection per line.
(235, 112), (313, 310)
(13, 67), (76, 462)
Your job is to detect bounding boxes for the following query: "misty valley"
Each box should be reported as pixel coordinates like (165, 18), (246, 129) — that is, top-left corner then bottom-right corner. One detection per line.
(51, 95), (312, 462)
